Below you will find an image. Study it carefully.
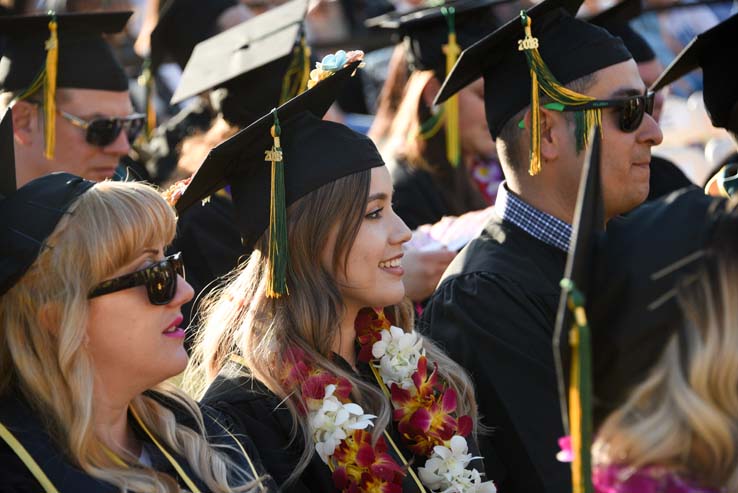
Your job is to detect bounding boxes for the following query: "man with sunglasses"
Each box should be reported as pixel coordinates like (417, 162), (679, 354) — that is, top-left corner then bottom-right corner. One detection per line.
(0, 11), (145, 188)
(418, 0), (662, 492)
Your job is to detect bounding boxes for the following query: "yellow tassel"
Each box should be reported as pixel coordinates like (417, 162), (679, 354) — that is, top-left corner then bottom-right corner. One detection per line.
(568, 326), (583, 493)
(529, 67), (541, 176)
(299, 37), (311, 95)
(43, 16), (58, 160)
(442, 7), (461, 167)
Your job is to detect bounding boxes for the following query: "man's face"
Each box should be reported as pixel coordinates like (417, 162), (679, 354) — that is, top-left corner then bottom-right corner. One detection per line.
(33, 88), (133, 183)
(562, 59), (663, 219)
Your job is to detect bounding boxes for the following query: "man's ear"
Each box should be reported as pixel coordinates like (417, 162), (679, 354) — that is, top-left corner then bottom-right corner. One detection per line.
(538, 106), (560, 162)
(421, 76), (442, 109)
(11, 100), (38, 146)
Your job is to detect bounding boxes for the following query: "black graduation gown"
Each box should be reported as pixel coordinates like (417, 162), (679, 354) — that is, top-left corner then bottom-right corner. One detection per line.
(201, 357), (487, 493)
(168, 193), (246, 330)
(646, 156), (693, 202)
(0, 390), (274, 493)
(419, 213), (572, 493)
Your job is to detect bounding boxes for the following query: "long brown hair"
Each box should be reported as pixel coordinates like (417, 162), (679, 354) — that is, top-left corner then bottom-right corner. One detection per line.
(187, 169), (479, 486)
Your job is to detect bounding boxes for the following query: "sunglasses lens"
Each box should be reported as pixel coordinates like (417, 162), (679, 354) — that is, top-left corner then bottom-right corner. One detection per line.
(146, 259), (177, 305)
(86, 118), (121, 147)
(620, 97), (644, 132)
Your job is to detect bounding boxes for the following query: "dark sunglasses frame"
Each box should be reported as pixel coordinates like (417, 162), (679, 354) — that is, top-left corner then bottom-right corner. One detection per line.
(58, 110), (146, 147)
(518, 91), (656, 133)
(88, 252), (184, 305)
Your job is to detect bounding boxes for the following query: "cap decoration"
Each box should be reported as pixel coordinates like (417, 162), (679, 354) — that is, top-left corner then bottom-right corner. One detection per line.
(518, 11), (602, 176)
(265, 110), (288, 298)
(559, 279), (593, 493)
(14, 12), (59, 159)
(307, 50), (364, 90)
(161, 176), (193, 208)
(441, 6), (461, 167)
(280, 32), (312, 104)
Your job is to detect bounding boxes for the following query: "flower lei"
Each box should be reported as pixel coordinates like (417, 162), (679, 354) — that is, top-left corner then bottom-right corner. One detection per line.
(307, 50), (365, 89)
(281, 308), (496, 493)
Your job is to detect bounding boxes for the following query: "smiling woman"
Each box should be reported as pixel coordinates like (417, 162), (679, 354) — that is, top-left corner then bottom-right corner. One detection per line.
(178, 81), (492, 490)
(0, 174), (272, 492)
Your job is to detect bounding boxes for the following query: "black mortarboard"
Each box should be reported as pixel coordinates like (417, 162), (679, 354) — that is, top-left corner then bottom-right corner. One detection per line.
(588, 0), (655, 63)
(150, 0), (238, 70)
(552, 129), (604, 490)
(587, 189), (725, 425)
(434, 0), (632, 141)
(173, 59), (379, 297)
(0, 108), (15, 199)
(0, 171), (95, 295)
(366, 0), (504, 81)
(0, 11), (130, 93)
(650, 13), (738, 132)
(0, 11), (131, 159)
(170, 0), (310, 127)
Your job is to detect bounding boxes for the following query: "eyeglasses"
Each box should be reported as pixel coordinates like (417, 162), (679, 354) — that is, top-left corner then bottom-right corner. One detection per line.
(58, 110), (145, 147)
(88, 253), (185, 305)
(518, 91), (656, 133)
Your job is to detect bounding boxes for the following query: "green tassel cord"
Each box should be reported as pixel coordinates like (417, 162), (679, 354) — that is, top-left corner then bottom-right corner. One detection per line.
(560, 279), (593, 493)
(441, 6), (461, 167)
(279, 34), (311, 104)
(265, 110), (289, 298)
(518, 11), (602, 176)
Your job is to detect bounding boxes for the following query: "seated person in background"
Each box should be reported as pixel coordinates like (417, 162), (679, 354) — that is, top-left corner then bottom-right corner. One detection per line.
(0, 117), (271, 491)
(367, 1), (502, 230)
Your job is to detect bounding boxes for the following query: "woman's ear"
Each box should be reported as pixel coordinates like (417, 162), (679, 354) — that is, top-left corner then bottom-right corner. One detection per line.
(420, 76), (442, 110)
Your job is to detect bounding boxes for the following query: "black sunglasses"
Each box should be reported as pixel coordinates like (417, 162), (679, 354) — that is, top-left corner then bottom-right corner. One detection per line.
(88, 253), (185, 305)
(519, 91), (655, 133)
(59, 110), (145, 147)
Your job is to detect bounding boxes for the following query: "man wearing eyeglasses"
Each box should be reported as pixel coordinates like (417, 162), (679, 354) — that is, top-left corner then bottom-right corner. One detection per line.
(419, 0), (663, 492)
(0, 11), (144, 188)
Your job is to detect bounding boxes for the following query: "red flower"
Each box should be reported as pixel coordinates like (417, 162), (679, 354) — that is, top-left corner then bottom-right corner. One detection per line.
(332, 430), (405, 492)
(355, 308), (392, 363)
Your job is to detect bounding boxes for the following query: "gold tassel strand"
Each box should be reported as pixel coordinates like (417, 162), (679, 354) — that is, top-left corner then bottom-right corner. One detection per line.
(43, 14), (58, 160)
(441, 6), (461, 167)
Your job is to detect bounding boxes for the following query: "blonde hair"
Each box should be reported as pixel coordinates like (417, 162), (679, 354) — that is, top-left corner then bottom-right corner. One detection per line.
(186, 169), (479, 486)
(593, 237), (738, 490)
(0, 181), (260, 493)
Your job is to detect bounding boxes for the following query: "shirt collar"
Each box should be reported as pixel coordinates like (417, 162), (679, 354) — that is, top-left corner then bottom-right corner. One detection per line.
(494, 182), (572, 252)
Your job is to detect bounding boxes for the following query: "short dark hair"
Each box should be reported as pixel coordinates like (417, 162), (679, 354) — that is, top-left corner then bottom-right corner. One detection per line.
(496, 73), (597, 173)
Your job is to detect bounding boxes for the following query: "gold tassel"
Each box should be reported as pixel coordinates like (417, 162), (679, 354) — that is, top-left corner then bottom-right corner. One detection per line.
(43, 16), (58, 160)
(518, 12), (602, 176)
(568, 326), (583, 493)
(442, 7), (461, 167)
(280, 34), (311, 104)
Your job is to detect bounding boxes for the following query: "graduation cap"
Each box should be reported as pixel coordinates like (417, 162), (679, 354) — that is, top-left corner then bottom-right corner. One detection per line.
(170, 0), (310, 128)
(434, 0), (631, 175)
(552, 128), (604, 493)
(587, 189), (726, 425)
(650, 13), (738, 132)
(0, 110), (95, 296)
(173, 58), (377, 298)
(366, 0), (503, 167)
(587, 0), (655, 63)
(150, 0), (240, 70)
(0, 11), (131, 159)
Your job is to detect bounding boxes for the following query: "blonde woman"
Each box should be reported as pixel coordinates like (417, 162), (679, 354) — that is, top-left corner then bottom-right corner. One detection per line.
(179, 58), (495, 492)
(0, 173), (271, 492)
(586, 192), (738, 492)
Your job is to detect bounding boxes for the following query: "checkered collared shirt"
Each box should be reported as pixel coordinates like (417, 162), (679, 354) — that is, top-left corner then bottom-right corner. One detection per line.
(494, 182), (572, 252)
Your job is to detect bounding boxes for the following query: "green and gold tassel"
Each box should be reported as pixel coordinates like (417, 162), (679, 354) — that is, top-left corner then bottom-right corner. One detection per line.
(560, 279), (593, 493)
(265, 110), (289, 298)
(43, 14), (58, 160)
(441, 6), (461, 167)
(280, 34), (311, 104)
(518, 11), (602, 176)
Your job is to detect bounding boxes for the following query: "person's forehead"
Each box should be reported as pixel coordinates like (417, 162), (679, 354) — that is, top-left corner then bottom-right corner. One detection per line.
(58, 88), (133, 117)
(589, 59), (645, 97)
